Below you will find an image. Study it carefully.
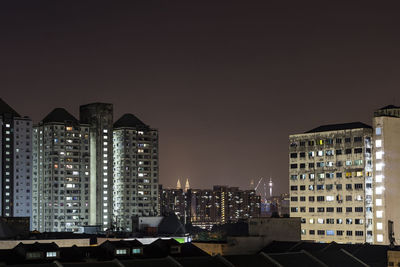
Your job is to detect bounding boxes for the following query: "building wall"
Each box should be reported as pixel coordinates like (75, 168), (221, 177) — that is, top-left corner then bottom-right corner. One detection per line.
(248, 217), (301, 240)
(80, 103), (113, 230)
(32, 123), (90, 232)
(289, 127), (373, 243)
(373, 116), (400, 244)
(113, 128), (159, 230)
(0, 115), (32, 221)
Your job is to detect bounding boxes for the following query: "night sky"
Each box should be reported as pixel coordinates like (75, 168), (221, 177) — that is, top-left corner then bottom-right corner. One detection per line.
(2, 1), (400, 195)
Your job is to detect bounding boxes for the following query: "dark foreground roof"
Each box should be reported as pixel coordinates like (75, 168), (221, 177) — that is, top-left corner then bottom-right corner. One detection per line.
(113, 113), (149, 129)
(305, 122), (372, 133)
(0, 98), (20, 117)
(379, 105), (400, 110)
(42, 108), (78, 124)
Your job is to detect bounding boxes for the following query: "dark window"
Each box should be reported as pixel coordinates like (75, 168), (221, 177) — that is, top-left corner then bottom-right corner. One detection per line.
(290, 186), (298, 191)
(354, 148), (363, 154)
(355, 231), (364, 236)
(309, 207), (315, 212)
(309, 163), (315, 168)
(336, 149), (342, 155)
(355, 184), (363, 189)
(354, 137), (362, 142)
(309, 230), (315, 235)
(346, 230), (353, 236)
(300, 141), (306, 146)
(317, 184), (324, 190)
(290, 207), (298, 212)
(290, 153), (298, 158)
(336, 184), (342, 190)
(346, 207), (352, 212)
(291, 197), (298, 201)
(337, 207), (343, 213)
(290, 164), (297, 169)
(309, 196), (315, 202)
(326, 139), (333, 144)
(300, 185), (306, 191)
(345, 137), (351, 143)
(345, 148), (352, 154)
(327, 207), (334, 212)
(317, 196), (325, 202)
(308, 141), (314, 146)
(300, 196), (306, 201)
(317, 230), (325, 235)
(337, 230), (343, 236)
(346, 184), (352, 190)
(301, 218), (306, 223)
(300, 207), (306, 212)
(326, 184), (333, 190)
(336, 172), (342, 178)
(300, 163), (306, 169)
(336, 138), (342, 144)
(299, 152), (306, 158)
(336, 161), (343, 167)
(326, 218), (334, 224)
(317, 207), (325, 212)
(355, 207), (363, 212)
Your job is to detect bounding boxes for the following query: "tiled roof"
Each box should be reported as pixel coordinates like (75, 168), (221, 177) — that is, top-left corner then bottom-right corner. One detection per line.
(42, 108), (78, 124)
(305, 122), (372, 133)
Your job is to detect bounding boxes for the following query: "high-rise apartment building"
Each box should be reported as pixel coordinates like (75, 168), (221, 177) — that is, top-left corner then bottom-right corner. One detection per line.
(0, 99), (32, 219)
(372, 105), (400, 244)
(80, 103), (113, 230)
(112, 114), (159, 231)
(32, 108), (90, 232)
(289, 122), (373, 243)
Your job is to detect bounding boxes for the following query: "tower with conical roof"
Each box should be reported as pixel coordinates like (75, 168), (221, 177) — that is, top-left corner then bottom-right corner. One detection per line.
(185, 178), (190, 192)
(176, 179), (182, 190)
(112, 113), (159, 231)
(0, 98), (32, 221)
(32, 108), (90, 232)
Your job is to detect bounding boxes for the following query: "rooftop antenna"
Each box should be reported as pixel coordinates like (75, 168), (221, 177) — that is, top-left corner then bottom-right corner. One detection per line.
(269, 177), (273, 198)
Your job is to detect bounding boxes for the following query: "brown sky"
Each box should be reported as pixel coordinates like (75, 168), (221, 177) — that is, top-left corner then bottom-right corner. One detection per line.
(2, 1), (400, 195)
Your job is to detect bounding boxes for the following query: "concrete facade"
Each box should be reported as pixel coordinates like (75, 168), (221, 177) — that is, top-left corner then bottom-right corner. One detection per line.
(80, 103), (114, 230)
(289, 123), (373, 243)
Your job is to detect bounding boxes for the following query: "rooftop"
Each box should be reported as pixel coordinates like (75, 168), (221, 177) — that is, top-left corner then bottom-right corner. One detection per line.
(42, 108), (79, 124)
(113, 113), (149, 129)
(305, 122), (372, 133)
(0, 98), (20, 117)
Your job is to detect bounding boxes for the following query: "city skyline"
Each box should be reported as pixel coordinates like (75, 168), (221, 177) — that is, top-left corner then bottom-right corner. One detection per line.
(3, 1), (400, 194)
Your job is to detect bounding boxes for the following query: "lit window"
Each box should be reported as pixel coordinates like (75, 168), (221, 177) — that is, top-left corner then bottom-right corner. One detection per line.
(66, 127), (73, 131)
(132, 248), (141, 254)
(5, 124), (10, 128)
(317, 150), (324, 156)
(326, 196), (334, 201)
(376, 175), (383, 182)
(116, 249), (127, 255)
(309, 218), (314, 224)
(376, 163), (384, 171)
(377, 234), (383, 242)
(376, 140), (382, 147)
(376, 187), (384, 195)
(46, 251), (57, 258)
(376, 199), (382, 206)
(317, 218), (324, 224)
(376, 127), (382, 136)
(103, 129), (108, 133)
(376, 151), (383, 160)
(376, 210), (383, 218)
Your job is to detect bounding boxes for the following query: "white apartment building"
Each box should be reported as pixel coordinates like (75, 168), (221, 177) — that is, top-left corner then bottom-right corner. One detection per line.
(113, 114), (159, 231)
(289, 122), (373, 243)
(0, 98), (32, 219)
(32, 108), (90, 232)
(372, 105), (400, 244)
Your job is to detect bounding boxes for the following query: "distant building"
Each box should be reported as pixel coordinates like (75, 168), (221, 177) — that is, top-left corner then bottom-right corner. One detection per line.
(160, 185), (261, 229)
(80, 103), (114, 230)
(289, 122), (373, 243)
(0, 99), (32, 219)
(113, 114), (159, 231)
(32, 108), (90, 232)
(263, 193), (290, 217)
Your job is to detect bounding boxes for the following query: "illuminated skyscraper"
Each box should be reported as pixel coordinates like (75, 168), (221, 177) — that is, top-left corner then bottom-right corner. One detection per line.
(32, 108), (90, 232)
(80, 103), (113, 230)
(113, 114), (159, 230)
